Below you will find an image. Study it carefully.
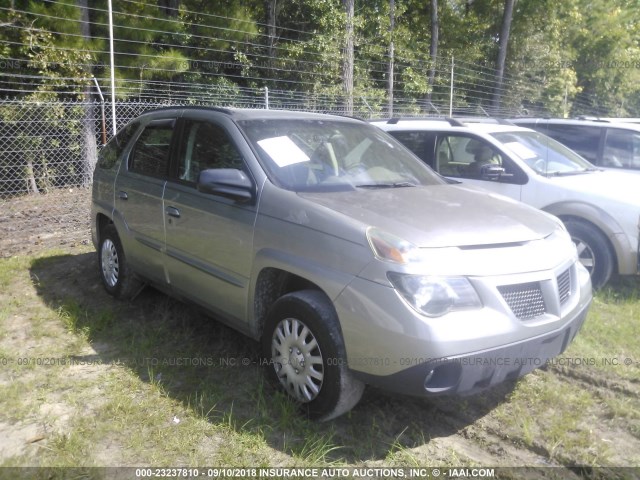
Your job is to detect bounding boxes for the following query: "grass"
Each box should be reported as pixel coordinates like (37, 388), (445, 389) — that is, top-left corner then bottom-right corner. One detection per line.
(0, 248), (639, 472)
(489, 274), (640, 467)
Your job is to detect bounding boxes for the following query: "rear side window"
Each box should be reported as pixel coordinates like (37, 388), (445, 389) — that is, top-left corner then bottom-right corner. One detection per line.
(388, 131), (434, 166)
(541, 124), (601, 164)
(97, 121), (139, 170)
(129, 123), (174, 177)
(603, 129), (640, 170)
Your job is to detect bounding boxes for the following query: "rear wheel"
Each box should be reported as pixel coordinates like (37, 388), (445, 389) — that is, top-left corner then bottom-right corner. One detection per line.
(564, 219), (613, 289)
(262, 290), (364, 421)
(98, 224), (142, 299)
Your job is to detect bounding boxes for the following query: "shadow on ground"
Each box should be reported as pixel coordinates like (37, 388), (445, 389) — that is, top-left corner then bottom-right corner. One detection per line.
(30, 251), (515, 463)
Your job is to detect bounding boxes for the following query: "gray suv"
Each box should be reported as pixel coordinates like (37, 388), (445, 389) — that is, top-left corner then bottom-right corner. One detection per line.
(92, 107), (592, 420)
(511, 118), (640, 172)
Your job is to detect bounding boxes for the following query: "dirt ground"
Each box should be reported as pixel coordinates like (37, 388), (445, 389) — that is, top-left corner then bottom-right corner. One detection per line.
(0, 188), (92, 258)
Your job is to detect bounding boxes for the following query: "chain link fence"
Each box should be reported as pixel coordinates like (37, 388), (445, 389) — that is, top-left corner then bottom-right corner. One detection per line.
(0, 98), (184, 256)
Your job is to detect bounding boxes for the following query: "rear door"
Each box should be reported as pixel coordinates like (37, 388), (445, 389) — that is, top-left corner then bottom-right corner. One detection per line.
(114, 118), (176, 284)
(163, 113), (258, 324)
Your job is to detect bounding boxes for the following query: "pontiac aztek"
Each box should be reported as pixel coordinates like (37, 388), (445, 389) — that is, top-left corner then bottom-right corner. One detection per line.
(92, 108), (592, 420)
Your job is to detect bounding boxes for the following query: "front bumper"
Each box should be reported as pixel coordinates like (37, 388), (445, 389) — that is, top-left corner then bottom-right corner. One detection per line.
(335, 259), (592, 397)
(352, 300), (589, 397)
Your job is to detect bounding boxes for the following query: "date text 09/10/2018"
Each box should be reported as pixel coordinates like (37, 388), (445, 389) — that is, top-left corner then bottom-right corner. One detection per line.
(134, 467), (496, 478)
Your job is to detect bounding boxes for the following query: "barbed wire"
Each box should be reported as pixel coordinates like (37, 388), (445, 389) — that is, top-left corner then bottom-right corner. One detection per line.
(0, 3), (624, 118)
(2, 3), (550, 89)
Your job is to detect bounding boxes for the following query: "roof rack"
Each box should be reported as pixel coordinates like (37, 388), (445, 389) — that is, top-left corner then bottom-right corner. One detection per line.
(382, 117), (465, 127)
(143, 105), (235, 115)
(575, 116), (611, 123)
(454, 117), (516, 126)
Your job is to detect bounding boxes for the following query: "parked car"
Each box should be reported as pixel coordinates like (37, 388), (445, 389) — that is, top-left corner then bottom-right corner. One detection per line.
(372, 118), (640, 288)
(510, 118), (640, 173)
(92, 108), (591, 420)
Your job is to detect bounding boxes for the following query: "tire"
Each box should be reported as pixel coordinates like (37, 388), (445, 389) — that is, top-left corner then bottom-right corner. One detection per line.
(98, 224), (142, 299)
(262, 290), (364, 421)
(564, 219), (614, 289)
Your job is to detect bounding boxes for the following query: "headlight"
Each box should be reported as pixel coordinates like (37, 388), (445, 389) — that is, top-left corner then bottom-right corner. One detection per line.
(387, 273), (482, 317)
(366, 227), (422, 264)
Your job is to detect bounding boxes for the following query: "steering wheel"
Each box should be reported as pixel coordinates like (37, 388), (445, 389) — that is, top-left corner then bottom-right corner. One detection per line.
(533, 158), (547, 173)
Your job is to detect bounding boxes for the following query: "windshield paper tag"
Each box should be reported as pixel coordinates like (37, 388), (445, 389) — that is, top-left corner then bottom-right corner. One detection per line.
(258, 136), (310, 167)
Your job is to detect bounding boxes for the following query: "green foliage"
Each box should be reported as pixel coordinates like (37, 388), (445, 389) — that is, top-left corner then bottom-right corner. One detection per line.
(2, 0), (640, 115)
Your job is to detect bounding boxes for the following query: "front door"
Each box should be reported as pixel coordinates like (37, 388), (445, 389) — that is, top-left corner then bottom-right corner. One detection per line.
(435, 134), (524, 201)
(163, 116), (258, 324)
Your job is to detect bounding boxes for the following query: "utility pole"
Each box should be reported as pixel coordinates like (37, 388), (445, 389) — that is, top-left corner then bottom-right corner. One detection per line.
(108, 0), (117, 135)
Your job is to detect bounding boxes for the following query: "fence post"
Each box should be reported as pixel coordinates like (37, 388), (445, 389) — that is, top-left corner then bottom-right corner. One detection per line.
(108, 0), (117, 135)
(93, 76), (107, 146)
(264, 87), (269, 110)
(361, 96), (373, 117)
(449, 56), (454, 117)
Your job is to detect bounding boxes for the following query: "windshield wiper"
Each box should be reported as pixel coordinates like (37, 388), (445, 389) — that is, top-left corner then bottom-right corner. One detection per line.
(356, 182), (416, 189)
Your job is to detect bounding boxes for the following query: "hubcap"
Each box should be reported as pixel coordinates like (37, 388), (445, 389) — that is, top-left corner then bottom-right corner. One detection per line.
(271, 317), (324, 403)
(573, 237), (595, 274)
(101, 239), (119, 288)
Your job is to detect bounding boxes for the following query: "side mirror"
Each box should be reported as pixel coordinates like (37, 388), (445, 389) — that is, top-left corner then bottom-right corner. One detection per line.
(197, 168), (254, 202)
(480, 164), (506, 181)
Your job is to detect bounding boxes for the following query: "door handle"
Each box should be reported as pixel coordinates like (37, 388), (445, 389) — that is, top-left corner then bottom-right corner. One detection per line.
(165, 206), (181, 218)
(118, 191), (128, 200)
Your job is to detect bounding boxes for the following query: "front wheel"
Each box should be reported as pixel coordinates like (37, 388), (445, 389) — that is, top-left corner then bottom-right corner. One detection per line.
(98, 224), (142, 299)
(564, 219), (614, 289)
(262, 290), (364, 421)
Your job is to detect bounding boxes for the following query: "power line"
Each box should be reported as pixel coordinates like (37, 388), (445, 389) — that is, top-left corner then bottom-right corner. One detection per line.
(0, 5), (605, 116)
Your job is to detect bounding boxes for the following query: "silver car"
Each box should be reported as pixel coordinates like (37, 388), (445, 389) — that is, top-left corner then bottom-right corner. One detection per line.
(91, 108), (592, 420)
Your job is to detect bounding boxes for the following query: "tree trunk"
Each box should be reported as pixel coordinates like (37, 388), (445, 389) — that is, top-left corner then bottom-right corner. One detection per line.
(492, 0), (515, 112)
(342, 0), (355, 116)
(387, 0), (394, 117)
(158, 0), (180, 17)
(78, 0), (98, 187)
(427, 0), (438, 104)
(265, 0), (277, 65)
(25, 157), (39, 195)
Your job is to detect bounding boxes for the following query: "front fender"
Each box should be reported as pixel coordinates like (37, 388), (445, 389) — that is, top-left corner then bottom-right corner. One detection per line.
(544, 201), (623, 236)
(543, 201), (633, 274)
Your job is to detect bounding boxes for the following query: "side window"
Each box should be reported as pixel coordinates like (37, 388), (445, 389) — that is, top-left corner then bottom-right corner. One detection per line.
(388, 131), (433, 167)
(178, 121), (244, 183)
(129, 124), (174, 177)
(543, 125), (600, 164)
(603, 129), (640, 169)
(97, 121), (139, 170)
(436, 136), (504, 180)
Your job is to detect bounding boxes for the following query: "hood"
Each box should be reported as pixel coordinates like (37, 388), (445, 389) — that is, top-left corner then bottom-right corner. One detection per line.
(299, 184), (559, 248)
(546, 170), (640, 205)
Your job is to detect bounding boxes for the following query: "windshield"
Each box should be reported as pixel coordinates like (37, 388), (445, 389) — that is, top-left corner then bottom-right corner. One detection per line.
(238, 118), (444, 191)
(491, 130), (597, 175)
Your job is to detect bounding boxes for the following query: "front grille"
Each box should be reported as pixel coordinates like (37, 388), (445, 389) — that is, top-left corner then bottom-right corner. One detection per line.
(498, 282), (546, 320)
(557, 268), (571, 305)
